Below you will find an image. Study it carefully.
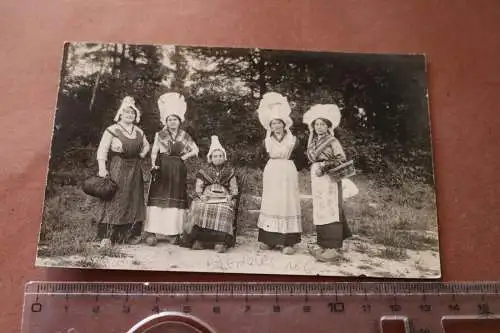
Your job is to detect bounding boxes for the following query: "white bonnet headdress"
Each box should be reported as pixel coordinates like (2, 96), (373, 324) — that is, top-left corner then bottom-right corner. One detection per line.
(256, 92), (294, 138)
(113, 96), (141, 123)
(302, 104), (341, 145)
(157, 92), (187, 125)
(207, 135), (227, 163)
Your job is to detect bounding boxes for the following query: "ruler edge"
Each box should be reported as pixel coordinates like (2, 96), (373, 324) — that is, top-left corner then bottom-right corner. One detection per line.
(22, 281), (500, 332)
(23, 281), (500, 296)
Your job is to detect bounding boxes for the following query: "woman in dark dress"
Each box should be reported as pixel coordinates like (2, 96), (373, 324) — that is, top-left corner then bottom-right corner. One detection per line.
(144, 93), (199, 246)
(96, 96), (150, 246)
(186, 135), (239, 253)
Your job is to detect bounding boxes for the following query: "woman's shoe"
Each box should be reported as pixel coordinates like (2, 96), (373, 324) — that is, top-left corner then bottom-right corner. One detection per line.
(145, 234), (158, 247)
(99, 238), (112, 249)
(259, 243), (273, 250)
(307, 245), (324, 258)
(128, 236), (142, 245)
(178, 235), (194, 248)
(316, 248), (341, 262)
(282, 246), (296, 255)
(214, 244), (227, 253)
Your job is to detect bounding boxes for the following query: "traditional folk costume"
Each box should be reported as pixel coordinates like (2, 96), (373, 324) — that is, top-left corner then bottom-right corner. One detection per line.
(303, 104), (358, 261)
(144, 93), (199, 244)
(256, 93), (303, 254)
(186, 136), (239, 252)
(96, 97), (150, 244)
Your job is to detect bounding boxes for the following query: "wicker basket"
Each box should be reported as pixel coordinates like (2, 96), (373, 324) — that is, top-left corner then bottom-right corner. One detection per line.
(328, 160), (356, 180)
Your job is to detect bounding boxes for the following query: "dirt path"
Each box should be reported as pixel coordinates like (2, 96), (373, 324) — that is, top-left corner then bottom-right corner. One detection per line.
(37, 230), (440, 278)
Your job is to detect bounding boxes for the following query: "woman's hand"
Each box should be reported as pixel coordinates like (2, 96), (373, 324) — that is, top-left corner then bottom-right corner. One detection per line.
(152, 165), (159, 170)
(200, 195), (208, 202)
(98, 169), (109, 178)
(226, 195), (233, 202)
(180, 151), (195, 161)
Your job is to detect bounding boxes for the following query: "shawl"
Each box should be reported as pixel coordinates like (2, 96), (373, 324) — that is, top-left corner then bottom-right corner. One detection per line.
(157, 128), (195, 156)
(196, 163), (236, 189)
(307, 134), (346, 165)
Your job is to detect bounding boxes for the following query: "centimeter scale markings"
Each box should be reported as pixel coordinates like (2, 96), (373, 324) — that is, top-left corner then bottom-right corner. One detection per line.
(22, 282), (500, 333)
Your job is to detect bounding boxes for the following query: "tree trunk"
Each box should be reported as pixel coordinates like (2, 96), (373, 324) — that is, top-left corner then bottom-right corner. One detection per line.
(119, 44), (127, 76)
(129, 45), (137, 65)
(89, 45), (111, 112)
(171, 46), (188, 94)
(256, 51), (267, 98)
(111, 43), (118, 76)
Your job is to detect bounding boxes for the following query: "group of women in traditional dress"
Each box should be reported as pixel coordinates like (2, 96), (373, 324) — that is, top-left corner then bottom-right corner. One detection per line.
(94, 91), (358, 260)
(255, 93), (358, 261)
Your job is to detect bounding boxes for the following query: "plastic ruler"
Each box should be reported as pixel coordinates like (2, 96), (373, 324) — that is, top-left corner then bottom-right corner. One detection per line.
(21, 281), (500, 333)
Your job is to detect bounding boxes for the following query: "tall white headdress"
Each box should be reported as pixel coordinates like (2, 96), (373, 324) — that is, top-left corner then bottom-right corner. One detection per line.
(256, 92), (294, 138)
(157, 92), (187, 125)
(207, 135), (227, 162)
(302, 104), (341, 145)
(113, 96), (141, 123)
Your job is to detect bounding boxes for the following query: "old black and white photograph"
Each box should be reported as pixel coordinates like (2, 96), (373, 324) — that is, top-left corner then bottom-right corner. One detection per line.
(35, 42), (440, 278)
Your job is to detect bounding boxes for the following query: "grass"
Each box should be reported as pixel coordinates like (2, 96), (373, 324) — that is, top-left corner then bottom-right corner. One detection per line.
(353, 242), (370, 254)
(343, 175), (439, 258)
(98, 246), (128, 258)
(234, 167), (438, 261)
(38, 185), (100, 256)
(376, 246), (410, 261)
(38, 158), (439, 264)
(37, 183), (126, 265)
(75, 257), (100, 268)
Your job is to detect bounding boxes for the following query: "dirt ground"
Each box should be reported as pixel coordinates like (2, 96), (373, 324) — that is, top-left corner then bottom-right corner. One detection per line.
(36, 229), (441, 278)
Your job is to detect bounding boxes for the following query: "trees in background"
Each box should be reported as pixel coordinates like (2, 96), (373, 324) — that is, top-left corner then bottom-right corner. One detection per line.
(49, 43), (433, 186)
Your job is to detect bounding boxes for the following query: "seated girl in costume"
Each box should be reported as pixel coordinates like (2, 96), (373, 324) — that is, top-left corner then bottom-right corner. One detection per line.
(186, 136), (239, 253)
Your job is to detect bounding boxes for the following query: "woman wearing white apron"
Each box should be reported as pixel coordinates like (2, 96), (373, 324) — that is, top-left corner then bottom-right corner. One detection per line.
(144, 93), (199, 246)
(303, 104), (358, 262)
(256, 92), (303, 255)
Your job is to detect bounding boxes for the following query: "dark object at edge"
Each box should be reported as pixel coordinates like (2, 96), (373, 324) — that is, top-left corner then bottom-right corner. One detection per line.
(82, 175), (118, 201)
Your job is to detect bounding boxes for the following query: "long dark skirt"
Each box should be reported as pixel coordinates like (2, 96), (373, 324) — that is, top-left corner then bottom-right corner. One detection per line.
(258, 229), (301, 247)
(97, 222), (143, 243)
(316, 207), (352, 249)
(147, 154), (188, 209)
(187, 225), (234, 248)
(98, 155), (145, 243)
